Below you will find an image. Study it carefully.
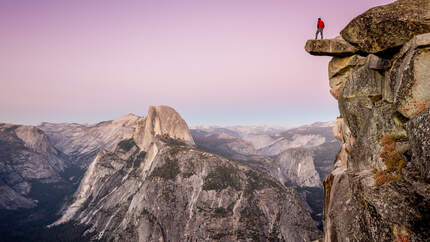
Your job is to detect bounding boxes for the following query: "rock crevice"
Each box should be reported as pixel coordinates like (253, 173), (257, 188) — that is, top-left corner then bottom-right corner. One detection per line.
(307, 1), (430, 241)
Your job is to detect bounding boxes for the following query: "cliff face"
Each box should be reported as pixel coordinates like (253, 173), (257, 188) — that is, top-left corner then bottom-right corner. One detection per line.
(274, 148), (322, 188)
(133, 105), (195, 151)
(52, 106), (321, 241)
(0, 124), (69, 210)
(306, 1), (430, 241)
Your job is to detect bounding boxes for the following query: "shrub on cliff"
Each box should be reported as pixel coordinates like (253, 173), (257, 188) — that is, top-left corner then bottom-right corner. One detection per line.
(374, 134), (408, 186)
(380, 134), (407, 173)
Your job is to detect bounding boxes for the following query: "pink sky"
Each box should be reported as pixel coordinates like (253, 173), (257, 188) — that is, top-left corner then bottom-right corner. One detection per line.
(0, 0), (394, 126)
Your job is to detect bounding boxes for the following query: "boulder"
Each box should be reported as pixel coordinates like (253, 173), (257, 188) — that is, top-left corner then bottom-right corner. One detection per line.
(305, 36), (358, 57)
(387, 33), (430, 118)
(341, 0), (430, 54)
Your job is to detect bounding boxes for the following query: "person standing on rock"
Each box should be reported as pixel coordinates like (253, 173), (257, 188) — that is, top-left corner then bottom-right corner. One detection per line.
(315, 18), (325, 39)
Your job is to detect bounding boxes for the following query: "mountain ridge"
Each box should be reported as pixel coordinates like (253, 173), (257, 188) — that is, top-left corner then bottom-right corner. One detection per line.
(38, 113), (140, 168)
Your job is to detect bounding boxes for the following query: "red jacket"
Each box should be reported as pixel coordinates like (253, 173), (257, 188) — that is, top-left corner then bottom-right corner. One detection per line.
(317, 20), (325, 29)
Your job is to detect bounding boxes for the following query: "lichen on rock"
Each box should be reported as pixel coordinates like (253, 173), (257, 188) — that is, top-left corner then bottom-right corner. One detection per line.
(305, 36), (358, 57)
(307, 1), (430, 241)
(340, 0), (430, 54)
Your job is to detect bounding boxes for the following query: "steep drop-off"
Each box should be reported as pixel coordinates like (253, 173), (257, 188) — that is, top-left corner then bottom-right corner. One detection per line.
(306, 0), (430, 241)
(0, 124), (81, 241)
(0, 124), (69, 210)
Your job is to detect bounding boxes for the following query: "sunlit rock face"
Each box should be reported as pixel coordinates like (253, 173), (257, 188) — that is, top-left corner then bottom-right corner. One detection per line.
(133, 105), (195, 151)
(52, 106), (321, 241)
(307, 1), (430, 241)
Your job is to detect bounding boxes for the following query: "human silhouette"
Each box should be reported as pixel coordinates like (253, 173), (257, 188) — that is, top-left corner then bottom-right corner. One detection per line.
(315, 18), (325, 39)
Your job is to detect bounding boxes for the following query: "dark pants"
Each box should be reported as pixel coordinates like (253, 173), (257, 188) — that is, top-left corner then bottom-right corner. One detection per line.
(315, 28), (324, 39)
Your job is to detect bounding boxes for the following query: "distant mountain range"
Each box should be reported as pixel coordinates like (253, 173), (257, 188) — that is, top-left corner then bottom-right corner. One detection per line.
(191, 121), (338, 183)
(191, 121), (339, 227)
(192, 124), (292, 137)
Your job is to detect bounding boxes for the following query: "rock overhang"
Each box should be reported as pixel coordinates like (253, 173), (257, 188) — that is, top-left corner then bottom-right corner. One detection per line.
(307, 1), (430, 240)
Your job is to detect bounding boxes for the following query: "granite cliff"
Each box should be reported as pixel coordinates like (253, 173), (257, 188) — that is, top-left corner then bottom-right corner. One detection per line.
(51, 105), (321, 241)
(0, 124), (81, 241)
(0, 115), (141, 241)
(306, 0), (430, 241)
(0, 124), (69, 210)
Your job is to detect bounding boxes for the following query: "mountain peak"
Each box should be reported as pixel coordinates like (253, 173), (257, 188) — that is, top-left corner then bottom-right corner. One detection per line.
(117, 113), (139, 120)
(133, 105), (194, 151)
(111, 113), (140, 125)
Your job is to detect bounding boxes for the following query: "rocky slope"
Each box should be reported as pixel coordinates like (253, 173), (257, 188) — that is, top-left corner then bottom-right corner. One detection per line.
(0, 114), (141, 241)
(191, 122), (338, 186)
(38, 113), (139, 168)
(0, 124), (82, 241)
(192, 122), (339, 229)
(306, 0), (430, 241)
(0, 124), (69, 210)
(52, 106), (321, 241)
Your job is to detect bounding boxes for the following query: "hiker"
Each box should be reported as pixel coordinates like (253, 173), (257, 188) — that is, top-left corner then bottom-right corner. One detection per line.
(315, 18), (325, 39)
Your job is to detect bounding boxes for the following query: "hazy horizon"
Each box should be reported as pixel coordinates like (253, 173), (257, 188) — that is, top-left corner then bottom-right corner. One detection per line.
(6, 110), (335, 129)
(1, 0), (394, 126)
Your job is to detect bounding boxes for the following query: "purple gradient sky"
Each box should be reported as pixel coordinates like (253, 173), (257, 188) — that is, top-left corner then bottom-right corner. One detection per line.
(0, 0), (394, 126)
